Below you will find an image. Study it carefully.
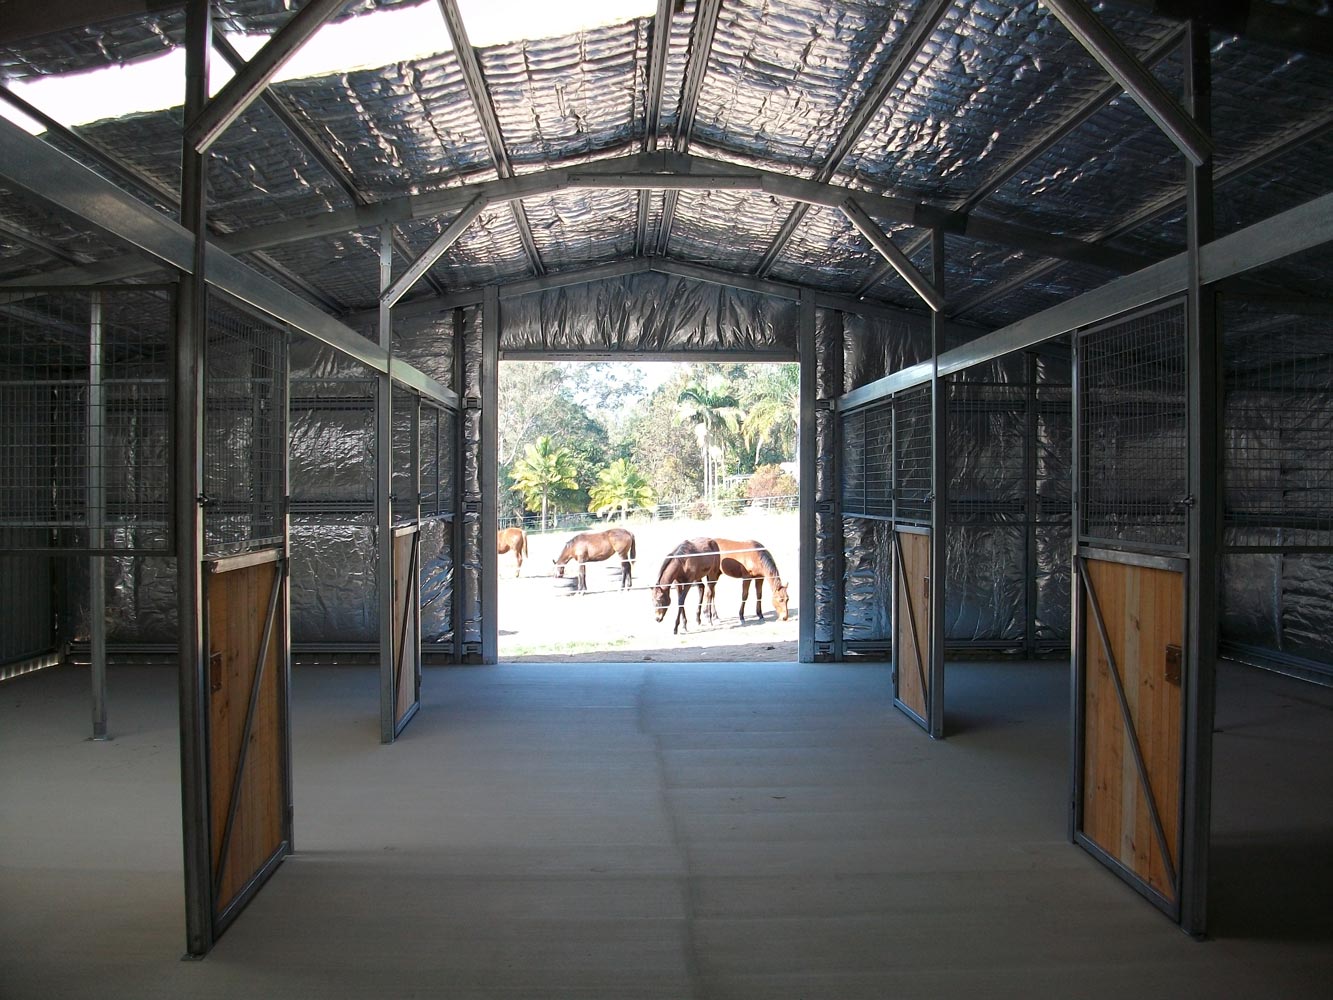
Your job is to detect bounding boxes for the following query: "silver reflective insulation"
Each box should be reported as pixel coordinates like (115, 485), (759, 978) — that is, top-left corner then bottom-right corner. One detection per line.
(500, 272), (798, 354)
(813, 307), (842, 649)
(459, 304), (483, 649)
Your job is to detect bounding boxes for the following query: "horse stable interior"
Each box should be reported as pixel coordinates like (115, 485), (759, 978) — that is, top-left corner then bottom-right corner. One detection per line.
(1, 1), (1332, 996)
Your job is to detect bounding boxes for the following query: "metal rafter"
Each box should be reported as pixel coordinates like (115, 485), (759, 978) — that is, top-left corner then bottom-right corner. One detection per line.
(950, 105), (1333, 319)
(656, 0), (721, 256)
(11, 150), (1158, 292)
(1040, 0), (1211, 165)
(211, 33), (450, 301)
(636, 0), (675, 257)
(853, 24), (1186, 298)
(841, 199), (944, 313)
(437, 0), (544, 275)
(755, 0), (953, 277)
(187, 0), (349, 153)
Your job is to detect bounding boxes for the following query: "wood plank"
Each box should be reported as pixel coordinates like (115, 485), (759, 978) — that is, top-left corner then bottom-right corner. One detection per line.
(206, 558), (286, 915)
(1081, 557), (1183, 901)
(896, 531), (931, 721)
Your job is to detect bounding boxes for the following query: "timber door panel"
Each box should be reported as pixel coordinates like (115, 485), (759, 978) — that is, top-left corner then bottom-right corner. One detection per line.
(894, 530), (931, 725)
(1078, 557), (1184, 905)
(204, 553), (288, 925)
(390, 526), (421, 735)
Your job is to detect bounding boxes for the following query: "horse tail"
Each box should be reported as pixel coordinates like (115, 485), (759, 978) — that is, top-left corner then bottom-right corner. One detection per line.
(518, 530), (528, 560)
(629, 534), (636, 563)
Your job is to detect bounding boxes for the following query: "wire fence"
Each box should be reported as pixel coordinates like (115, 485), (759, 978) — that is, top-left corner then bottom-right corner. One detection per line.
(498, 492), (798, 534)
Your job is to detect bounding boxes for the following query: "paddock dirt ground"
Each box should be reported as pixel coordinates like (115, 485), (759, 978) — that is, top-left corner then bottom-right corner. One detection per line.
(498, 510), (800, 662)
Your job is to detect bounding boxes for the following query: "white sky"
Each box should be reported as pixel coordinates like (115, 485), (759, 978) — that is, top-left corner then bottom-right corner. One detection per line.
(1, 0), (653, 133)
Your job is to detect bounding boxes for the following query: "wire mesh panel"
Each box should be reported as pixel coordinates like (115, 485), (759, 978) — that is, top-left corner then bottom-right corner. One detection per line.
(0, 287), (172, 554)
(841, 399), (896, 519)
(1078, 301), (1188, 551)
(391, 384), (418, 526)
(420, 403), (457, 520)
(894, 385), (932, 526)
(841, 407), (866, 516)
(204, 295), (287, 557)
(1223, 302), (1333, 551)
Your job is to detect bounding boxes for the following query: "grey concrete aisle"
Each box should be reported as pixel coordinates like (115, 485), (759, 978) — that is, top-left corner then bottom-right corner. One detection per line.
(1, 659), (1330, 998)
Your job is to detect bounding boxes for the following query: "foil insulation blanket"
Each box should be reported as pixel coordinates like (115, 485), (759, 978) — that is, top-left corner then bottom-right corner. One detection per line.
(841, 309), (931, 392)
(841, 2), (1178, 207)
(770, 205), (894, 295)
(841, 518), (892, 644)
(522, 189), (640, 272)
(692, 0), (913, 173)
(813, 308), (843, 648)
(480, 19), (649, 170)
(501, 272), (798, 354)
(1, 550), (55, 661)
(666, 190), (790, 272)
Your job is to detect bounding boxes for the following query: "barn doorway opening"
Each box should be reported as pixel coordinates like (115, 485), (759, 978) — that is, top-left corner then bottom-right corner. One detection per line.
(496, 360), (800, 662)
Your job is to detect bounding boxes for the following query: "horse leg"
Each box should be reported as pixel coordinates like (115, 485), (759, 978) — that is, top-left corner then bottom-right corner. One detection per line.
(674, 585), (687, 634)
(755, 577), (764, 620)
(515, 550), (522, 579)
(738, 577), (750, 622)
(578, 561), (587, 593)
(621, 557), (631, 589)
(708, 577), (719, 624)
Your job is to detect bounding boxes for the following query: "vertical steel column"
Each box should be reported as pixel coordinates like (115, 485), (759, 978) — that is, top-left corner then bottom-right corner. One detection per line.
(1181, 18), (1219, 938)
(480, 286), (499, 664)
(88, 290), (108, 740)
(175, 0), (213, 959)
(279, 329), (294, 849)
(452, 308), (466, 661)
(928, 231), (947, 739)
(1024, 351), (1040, 658)
(411, 393), (422, 688)
(797, 292), (817, 662)
(377, 225), (395, 744)
(1069, 309), (1085, 844)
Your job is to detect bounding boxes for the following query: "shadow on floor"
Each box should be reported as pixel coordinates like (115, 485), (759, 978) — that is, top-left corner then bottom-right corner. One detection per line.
(1207, 833), (1333, 943)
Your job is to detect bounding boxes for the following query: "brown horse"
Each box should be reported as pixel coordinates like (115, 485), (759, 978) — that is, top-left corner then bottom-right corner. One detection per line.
(554, 527), (636, 592)
(652, 537), (722, 634)
(497, 527), (528, 578)
(714, 538), (790, 622)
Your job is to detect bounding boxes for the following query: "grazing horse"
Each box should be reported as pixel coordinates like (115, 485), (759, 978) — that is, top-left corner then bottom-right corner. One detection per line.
(497, 527), (528, 578)
(554, 527), (636, 592)
(713, 538), (790, 622)
(652, 538), (722, 634)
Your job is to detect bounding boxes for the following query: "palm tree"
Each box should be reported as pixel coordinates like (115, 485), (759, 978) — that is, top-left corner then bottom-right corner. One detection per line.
(676, 375), (744, 504)
(510, 435), (578, 532)
(588, 459), (655, 521)
(741, 364), (799, 464)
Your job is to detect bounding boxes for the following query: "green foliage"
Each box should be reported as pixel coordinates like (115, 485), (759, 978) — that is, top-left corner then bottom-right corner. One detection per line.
(675, 373), (745, 502)
(588, 458), (655, 520)
(739, 364), (798, 465)
(509, 435), (579, 531)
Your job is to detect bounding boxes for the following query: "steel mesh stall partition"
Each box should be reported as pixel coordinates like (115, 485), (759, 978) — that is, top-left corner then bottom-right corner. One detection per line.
(0, 287), (172, 554)
(1073, 298), (1191, 925)
(894, 385), (932, 527)
(1220, 295), (1333, 678)
(419, 401), (457, 654)
(841, 398), (894, 649)
(1078, 302), (1188, 552)
(203, 297), (286, 558)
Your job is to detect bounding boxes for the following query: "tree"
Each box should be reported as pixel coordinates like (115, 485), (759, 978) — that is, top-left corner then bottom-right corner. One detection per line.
(588, 458), (655, 521)
(740, 364), (798, 465)
(510, 436), (579, 531)
(675, 374), (744, 505)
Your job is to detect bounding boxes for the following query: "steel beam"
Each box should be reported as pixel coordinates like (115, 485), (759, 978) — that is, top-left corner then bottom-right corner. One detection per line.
(1111, 0), (1333, 60)
(437, 0), (544, 275)
(88, 290), (107, 741)
(839, 185), (1333, 410)
(1040, 0), (1212, 165)
(657, 0), (721, 255)
(841, 200), (945, 313)
(756, 0), (953, 276)
(636, 0), (675, 256)
(377, 226), (395, 744)
(381, 198), (485, 307)
(0, 115), (456, 407)
(480, 285), (499, 664)
(188, 0), (348, 154)
(797, 292), (817, 663)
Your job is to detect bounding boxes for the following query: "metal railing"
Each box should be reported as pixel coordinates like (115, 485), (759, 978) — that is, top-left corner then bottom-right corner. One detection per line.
(499, 493), (798, 534)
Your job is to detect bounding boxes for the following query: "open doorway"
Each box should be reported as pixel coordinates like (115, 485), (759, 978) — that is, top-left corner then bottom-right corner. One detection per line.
(496, 360), (800, 662)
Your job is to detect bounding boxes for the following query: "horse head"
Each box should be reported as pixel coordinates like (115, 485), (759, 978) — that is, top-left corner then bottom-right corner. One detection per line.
(652, 584), (670, 622)
(553, 558), (565, 578)
(772, 583), (790, 621)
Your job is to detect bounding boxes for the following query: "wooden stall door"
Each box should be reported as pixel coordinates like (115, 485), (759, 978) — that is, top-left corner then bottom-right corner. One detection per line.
(391, 527), (422, 735)
(894, 530), (931, 725)
(205, 555), (288, 928)
(1078, 556), (1184, 909)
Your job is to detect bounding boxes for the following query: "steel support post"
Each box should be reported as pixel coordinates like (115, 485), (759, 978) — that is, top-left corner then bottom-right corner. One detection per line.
(175, 0), (214, 959)
(279, 330), (294, 849)
(1023, 352), (1040, 660)
(480, 286), (499, 664)
(928, 232), (947, 739)
(88, 290), (108, 740)
(1181, 18), (1218, 938)
(452, 308), (466, 662)
(797, 292), (817, 662)
(377, 226), (396, 744)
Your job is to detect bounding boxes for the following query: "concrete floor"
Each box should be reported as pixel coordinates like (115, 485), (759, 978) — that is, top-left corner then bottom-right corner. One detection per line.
(1, 658), (1330, 999)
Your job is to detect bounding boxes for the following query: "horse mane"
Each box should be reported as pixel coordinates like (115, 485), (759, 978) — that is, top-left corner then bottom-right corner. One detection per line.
(756, 545), (782, 585)
(655, 548), (679, 586)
